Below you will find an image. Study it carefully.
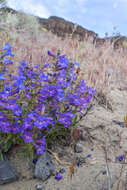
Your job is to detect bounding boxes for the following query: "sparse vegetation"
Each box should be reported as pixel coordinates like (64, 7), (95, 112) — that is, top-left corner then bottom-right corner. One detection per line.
(1, 7), (127, 190)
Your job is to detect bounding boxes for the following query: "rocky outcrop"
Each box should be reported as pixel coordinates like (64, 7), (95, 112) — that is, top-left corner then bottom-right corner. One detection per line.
(0, 7), (98, 42)
(0, 6), (17, 14)
(0, 6), (127, 49)
(36, 16), (98, 42)
(95, 35), (127, 49)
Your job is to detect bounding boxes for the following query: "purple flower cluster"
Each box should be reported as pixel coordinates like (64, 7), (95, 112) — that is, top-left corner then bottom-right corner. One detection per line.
(0, 43), (96, 156)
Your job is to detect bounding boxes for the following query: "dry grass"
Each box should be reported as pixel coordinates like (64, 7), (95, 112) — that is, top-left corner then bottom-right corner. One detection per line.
(0, 10), (127, 96)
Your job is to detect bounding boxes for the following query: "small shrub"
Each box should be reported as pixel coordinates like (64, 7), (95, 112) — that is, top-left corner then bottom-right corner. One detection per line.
(0, 43), (96, 162)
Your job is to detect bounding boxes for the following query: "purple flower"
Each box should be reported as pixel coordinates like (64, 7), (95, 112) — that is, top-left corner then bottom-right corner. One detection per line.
(19, 60), (27, 68)
(2, 67), (8, 72)
(85, 154), (91, 158)
(34, 115), (54, 129)
(11, 122), (21, 134)
(73, 61), (79, 66)
(4, 57), (13, 65)
(3, 83), (13, 94)
(44, 62), (50, 68)
(12, 75), (26, 90)
(38, 71), (49, 82)
(57, 56), (69, 70)
(1, 49), (14, 58)
(21, 132), (33, 143)
(9, 88), (19, 96)
(58, 112), (74, 128)
(75, 80), (88, 95)
(77, 162), (82, 167)
(13, 104), (22, 116)
(34, 144), (45, 154)
(27, 112), (36, 121)
(5, 102), (22, 116)
(0, 73), (6, 80)
(116, 155), (124, 162)
(55, 172), (63, 181)
(88, 87), (96, 95)
(0, 118), (11, 133)
(34, 137), (46, 154)
(2, 43), (12, 50)
(22, 117), (33, 131)
(67, 93), (81, 106)
(85, 95), (93, 103)
(48, 50), (55, 57)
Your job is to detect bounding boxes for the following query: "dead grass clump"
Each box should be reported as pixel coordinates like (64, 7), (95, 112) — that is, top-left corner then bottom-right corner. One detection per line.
(1, 10), (127, 100)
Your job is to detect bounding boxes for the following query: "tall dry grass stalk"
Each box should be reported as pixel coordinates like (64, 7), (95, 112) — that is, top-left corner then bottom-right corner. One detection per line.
(0, 10), (127, 97)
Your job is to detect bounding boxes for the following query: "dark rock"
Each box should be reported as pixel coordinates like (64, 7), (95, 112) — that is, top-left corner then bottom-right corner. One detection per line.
(78, 157), (86, 163)
(37, 16), (98, 41)
(112, 120), (125, 127)
(74, 143), (83, 153)
(73, 156), (86, 165)
(0, 154), (17, 184)
(34, 152), (55, 181)
(59, 168), (66, 174)
(77, 162), (83, 167)
(0, 7), (98, 42)
(32, 158), (38, 164)
(0, 6), (17, 15)
(35, 184), (45, 190)
(102, 170), (107, 175)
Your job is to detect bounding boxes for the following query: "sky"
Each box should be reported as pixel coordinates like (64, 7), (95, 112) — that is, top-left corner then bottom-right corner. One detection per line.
(4, 0), (127, 38)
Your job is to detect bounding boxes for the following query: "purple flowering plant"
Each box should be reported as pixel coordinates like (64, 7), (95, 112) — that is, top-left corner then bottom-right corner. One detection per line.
(0, 43), (96, 162)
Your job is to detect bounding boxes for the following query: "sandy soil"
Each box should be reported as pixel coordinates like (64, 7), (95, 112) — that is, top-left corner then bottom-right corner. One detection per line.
(1, 83), (127, 190)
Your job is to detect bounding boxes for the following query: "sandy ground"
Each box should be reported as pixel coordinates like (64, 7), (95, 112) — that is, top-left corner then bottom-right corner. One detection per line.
(1, 82), (127, 190)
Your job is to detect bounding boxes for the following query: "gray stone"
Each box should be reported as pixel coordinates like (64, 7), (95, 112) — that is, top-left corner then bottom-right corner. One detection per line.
(35, 183), (45, 190)
(34, 152), (55, 181)
(75, 156), (86, 163)
(0, 154), (17, 184)
(74, 143), (83, 153)
(59, 168), (66, 174)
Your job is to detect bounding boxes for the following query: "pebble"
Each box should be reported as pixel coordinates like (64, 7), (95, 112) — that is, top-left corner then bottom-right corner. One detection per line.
(74, 143), (83, 153)
(59, 168), (66, 174)
(35, 184), (45, 190)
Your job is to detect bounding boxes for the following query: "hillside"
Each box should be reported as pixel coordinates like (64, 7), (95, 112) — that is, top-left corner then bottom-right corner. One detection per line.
(1, 6), (127, 48)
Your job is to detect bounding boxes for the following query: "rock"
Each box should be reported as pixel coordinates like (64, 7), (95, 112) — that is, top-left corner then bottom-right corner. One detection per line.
(0, 7), (98, 42)
(1, 7), (127, 50)
(78, 156), (86, 163)
(35, 184), (45, 190)
(73, 156), (86, 165)
(0, 154), (17, 184)
(59, 168), (66, 174)
(34, 152), (55, 181)
(74, 143), (83, 153)
(37, 16), (98, 41)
